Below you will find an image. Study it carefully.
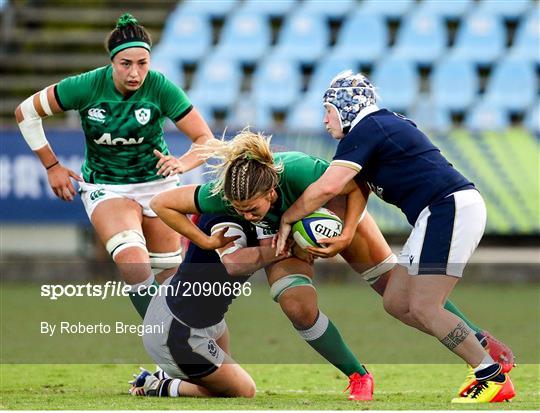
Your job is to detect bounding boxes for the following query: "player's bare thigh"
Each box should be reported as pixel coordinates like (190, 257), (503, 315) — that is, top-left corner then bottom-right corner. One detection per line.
(340, 212), (393, 271)
(90, 198), (143, 244)
(142, 215), (181, 253)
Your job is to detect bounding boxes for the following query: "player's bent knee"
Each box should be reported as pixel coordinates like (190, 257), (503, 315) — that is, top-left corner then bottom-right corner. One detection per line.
(149, 248), (182, 276)
(359, 253), (397, 286)
(105, 229), (147, 260)
(270, 274), (314, 302)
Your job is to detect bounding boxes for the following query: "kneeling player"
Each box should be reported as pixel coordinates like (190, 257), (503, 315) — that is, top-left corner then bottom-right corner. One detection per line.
(130, 213), (291, 398)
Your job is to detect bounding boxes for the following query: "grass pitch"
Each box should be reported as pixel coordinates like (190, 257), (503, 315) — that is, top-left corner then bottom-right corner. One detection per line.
(1, 363), (539, 410)
(1, 282), (539, 409)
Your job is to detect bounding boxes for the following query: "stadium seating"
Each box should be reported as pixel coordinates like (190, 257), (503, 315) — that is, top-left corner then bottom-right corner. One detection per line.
(359, 0), (414, 19)
(483, 57), (536, 112)
(331, 11), (387, 64)
(372, 58), (418, 112)
(409, 94), (453, 132)
(306, 56), (358, 98)
(509, 8), (540, 63)
(242, 0), (295, 17)
(286, 100), (325, 132)
(154, 10), (211, 64)
(431, 57), (478, 111)
(476, 0), (532, 20)
(524, 100), (540, 134)
(273, 11), (329, 64)
(465, 100), (509, 131)
(150, 0), (537, 138)
(213, 9), (271, 64)
(187, 56), (242, 110)
(451, 10), (505, 65)
(417, 0), (472, 20)
(180, 0), (238, 18)
(150, 55), (184, 88)
(300, 0), (356, 19)
(392, 9), (447, 66)
(252, 55), (301, 112)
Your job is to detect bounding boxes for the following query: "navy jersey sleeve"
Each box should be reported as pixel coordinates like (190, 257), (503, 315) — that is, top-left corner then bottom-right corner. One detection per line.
(331, 119), (385, 172)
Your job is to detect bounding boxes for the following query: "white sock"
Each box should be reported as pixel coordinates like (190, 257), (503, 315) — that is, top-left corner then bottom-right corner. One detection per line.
(474, 354), (496, 373)
(126, 273), (155, 293)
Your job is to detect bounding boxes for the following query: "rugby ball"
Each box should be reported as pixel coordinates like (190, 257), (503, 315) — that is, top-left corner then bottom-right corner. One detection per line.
(292, 208), (343, 250)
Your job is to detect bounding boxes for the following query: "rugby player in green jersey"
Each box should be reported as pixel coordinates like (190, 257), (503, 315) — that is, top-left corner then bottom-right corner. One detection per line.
(15, 14), (223, 318)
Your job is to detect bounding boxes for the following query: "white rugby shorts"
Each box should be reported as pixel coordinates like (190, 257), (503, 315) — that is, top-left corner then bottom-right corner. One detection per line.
(398, 189), (487, 277)
(79, 175), (180, 219)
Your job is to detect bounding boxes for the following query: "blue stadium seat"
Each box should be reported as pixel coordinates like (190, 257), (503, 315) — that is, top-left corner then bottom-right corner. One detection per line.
(150, 55), (184, 88)
(307, 56), (357, 97)
(300, 0), (356, 19)
(252, 55), (301, 111)
(410, 96), (453, 132)
(431, 57), (478, 111)
(242, 0), (295, 17)
(451, 10), (505, 65)
(477, 0), (532, 20)
(273, 12), (329, 64)
(332, 12), (387, 64)
(286, 100), (326, 132)
(155, 11), (211, 64)
(188, 56), (241, 110)
(359, 0), (414, 19)
(372, 58), (419, 112)
(213, 10), (271, 64)
(418, 0), (472, 20)
(393, 10), (446, 66)
(466, 100), (509, 131)
(226, 93), (275, 130)
(484, 58), (536, 112)
(180, 0), (238, 18)
(524, 100), (539, 134)
(509, 8), (540, 63)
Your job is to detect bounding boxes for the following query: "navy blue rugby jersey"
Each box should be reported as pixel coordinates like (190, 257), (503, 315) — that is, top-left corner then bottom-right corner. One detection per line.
(331, 109), (473, 225)
(166, 214), (257, 328)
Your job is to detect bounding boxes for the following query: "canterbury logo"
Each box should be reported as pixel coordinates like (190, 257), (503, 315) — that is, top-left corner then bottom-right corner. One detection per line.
(89, 189), (105, 201)
(88, 108), (106, 123)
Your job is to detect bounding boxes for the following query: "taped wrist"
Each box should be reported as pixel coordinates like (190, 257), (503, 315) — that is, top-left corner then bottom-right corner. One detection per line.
(18, 94), (50, 151)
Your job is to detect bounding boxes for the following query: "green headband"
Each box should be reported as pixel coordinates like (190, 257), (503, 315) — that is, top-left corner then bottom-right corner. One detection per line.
(109, 41), (151, 59)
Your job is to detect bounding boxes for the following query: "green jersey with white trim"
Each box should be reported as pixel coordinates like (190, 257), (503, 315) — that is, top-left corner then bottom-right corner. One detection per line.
(55, 65), (192, 184)
(195, 152), (330, 232)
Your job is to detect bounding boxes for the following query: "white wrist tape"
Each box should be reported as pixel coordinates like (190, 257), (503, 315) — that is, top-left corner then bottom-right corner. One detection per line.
(18, 95), (49, 150)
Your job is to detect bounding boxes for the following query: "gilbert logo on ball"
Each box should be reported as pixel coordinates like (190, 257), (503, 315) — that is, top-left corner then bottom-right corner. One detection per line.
(292, 208), (343, 250)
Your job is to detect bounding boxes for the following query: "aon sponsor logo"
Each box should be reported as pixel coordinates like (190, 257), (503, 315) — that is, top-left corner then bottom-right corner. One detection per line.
(93, 133), (144, 145)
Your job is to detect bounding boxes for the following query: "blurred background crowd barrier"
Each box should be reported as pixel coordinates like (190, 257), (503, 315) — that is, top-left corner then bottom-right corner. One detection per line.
(1, 0), (538, 258)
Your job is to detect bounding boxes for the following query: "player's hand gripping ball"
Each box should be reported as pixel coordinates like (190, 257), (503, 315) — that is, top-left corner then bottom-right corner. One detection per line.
(292, 208), (343, 250)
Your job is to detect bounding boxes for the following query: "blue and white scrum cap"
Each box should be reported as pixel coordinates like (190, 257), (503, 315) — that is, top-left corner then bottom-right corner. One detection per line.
(322, 70), (377, 133)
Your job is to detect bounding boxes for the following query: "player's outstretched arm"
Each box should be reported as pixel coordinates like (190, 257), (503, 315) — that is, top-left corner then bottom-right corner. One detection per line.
(15, 85), (82, 201)
(150, 185), (238, 250)
(173, 108), (219, 174)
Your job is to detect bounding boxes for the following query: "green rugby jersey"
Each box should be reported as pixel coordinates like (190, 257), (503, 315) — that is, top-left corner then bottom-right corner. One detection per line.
(195, 152), (330, 233)
(55, 65), (192, 184)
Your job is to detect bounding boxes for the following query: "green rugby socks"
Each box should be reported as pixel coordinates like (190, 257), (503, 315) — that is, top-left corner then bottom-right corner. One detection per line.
(297, 311), (367, 376)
